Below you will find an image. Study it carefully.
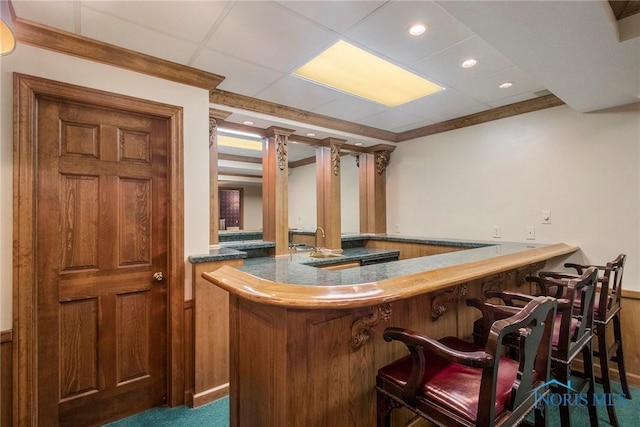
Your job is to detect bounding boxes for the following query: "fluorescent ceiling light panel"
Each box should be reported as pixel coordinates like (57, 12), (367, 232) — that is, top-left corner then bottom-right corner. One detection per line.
(293, 40), (443, 107)
(218, 135), (263, 151)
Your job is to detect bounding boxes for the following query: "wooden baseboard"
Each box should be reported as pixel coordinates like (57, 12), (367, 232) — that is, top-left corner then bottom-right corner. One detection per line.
(192, 383), (229, 408)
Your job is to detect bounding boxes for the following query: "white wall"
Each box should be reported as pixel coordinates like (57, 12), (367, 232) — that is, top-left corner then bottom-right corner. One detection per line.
(242, 185), (262, 230)
(0, 44), (211, 329)
(288, 162), (317, 231)
(341, 155), (360, 233)
(387, 103), (640, 290)
(288, 154), (360, 233)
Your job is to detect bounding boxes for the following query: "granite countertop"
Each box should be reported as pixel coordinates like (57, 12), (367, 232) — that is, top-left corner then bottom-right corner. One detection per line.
(237, 241), (541, 286)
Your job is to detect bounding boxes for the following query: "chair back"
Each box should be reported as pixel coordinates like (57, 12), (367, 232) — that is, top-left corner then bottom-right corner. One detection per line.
(550, 267), (598, 358)
(480, 296), (558, 421)
(599, 254), (625, 321)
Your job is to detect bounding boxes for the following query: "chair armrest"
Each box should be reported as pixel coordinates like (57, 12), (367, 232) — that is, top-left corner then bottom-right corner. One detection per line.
(565, 262), (606, 274)
(526, 275), (569, 299)
(383, 327), (494, 368)
(466, 298), (521, 318)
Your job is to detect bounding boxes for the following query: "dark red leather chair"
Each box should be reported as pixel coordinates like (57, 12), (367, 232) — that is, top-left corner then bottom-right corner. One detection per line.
(483, 267), (600, 427)
(376, 296), (557, 427)
(538, 254), (630, 427)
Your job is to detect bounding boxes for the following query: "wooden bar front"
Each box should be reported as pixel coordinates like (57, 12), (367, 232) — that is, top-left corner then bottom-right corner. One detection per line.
(203, 243), (577, 426)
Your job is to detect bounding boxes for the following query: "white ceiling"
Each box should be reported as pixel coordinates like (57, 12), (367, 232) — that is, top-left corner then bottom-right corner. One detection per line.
(10, 0), (639, 140)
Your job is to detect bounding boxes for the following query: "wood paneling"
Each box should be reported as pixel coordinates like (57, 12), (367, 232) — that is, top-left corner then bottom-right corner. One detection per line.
(364, 240), (466, 260)
(191, 258), (244, 408)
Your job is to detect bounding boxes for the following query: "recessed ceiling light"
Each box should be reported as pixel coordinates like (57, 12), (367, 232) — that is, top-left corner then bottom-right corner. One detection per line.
(242, 120), (254, 126)
(306, 132), (316, 137)
(461, 59), (478, 68)
(408, 24), (427, 36)
(293, 40), (443, 107)
(354, 142), (363, 146)
(499, 82), (513, 89)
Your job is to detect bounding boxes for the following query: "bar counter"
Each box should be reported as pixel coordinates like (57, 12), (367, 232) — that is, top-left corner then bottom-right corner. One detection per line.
(201, 237), (578, 426)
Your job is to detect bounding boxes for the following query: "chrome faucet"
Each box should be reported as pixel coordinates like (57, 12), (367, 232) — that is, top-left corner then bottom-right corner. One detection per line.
(313, 227), (325, 254)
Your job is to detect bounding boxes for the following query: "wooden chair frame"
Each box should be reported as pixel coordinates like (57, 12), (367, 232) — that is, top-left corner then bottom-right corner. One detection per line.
(376, 296), (557, 427)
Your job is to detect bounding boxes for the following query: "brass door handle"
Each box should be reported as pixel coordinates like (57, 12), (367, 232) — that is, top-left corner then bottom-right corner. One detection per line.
(153, 271), (164, 282)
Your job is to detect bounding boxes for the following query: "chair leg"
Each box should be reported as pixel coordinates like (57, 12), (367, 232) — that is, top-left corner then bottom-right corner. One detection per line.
(534, 399), (549, 427)
(583, 343), (600, 427)
(596, 323), (619, 427)
(555, 363), (572, 427)
(376, 390), (393, 427)
(612, 314), (632, 399)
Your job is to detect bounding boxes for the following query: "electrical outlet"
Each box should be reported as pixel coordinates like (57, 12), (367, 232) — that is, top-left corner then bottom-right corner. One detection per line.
(493, 225), (501, 238)
(395, 223), (400, 234)
(526, 226), (535, 240)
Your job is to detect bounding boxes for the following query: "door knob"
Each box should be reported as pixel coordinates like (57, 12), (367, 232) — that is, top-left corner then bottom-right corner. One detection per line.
(153, 271), (164, 282)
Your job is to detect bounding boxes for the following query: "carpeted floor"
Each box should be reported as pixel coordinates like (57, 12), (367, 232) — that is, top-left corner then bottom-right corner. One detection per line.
(105, 382), (638, 426)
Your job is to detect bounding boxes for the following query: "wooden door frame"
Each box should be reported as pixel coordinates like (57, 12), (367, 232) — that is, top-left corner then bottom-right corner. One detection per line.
(12, 73), (185, 425)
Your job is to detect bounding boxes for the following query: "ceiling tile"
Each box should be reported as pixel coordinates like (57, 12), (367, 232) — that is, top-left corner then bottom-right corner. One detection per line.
(393, 89), (487, 123)
(310, 94), (388, 123)
(83, 1), (231, 43)
(256, 75), (341, 112)
(356, 108), (427, 131)
(275, 0), (386, 33)
(345, 1), (474, 64)
(193, 48), (283, 96)
(453, 66), (546, 104)
(410, 35), (514, 88)
(81, 7), (199, 64)
(205, 1), (338, 73)
(12, 0), (77, 32)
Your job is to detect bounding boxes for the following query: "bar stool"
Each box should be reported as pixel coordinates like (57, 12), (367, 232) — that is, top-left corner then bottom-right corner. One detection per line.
(376, 296), (557, 427)
(539, 254), (630, 427)
(476, 267), (600, 427)
(510, 267), (600, 427)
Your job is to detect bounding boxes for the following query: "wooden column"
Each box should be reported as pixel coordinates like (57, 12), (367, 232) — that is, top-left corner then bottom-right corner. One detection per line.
(208, 108), (232, 246)
(358, 150), (391, 234)
(316, 138), (345, 252)
(209, 116), (220, 246)
(263, 126), (294, 256)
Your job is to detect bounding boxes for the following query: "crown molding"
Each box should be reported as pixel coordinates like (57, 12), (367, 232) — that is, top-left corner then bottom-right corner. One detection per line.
(396, 94), (565, 141)
(13, 17), (225, 91)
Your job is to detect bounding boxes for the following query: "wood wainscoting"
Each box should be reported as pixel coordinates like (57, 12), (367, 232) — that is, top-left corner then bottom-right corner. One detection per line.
(1, 330), (12, 426)
(190, 258), (243, 407)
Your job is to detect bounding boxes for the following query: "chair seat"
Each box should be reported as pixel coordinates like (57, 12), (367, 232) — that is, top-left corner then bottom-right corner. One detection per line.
(378, 336), (534, 423)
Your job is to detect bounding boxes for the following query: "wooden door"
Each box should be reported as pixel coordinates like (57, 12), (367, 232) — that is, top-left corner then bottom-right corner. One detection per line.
(35, 97), (169, 425)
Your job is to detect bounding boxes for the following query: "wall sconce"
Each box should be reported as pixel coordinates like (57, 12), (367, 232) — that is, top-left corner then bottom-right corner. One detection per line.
(1, 0), (16, 55)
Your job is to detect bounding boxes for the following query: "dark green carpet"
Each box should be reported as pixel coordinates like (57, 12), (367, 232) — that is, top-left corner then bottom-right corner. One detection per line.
(103, 396), (229, 427)
(105, 383), (638, 426)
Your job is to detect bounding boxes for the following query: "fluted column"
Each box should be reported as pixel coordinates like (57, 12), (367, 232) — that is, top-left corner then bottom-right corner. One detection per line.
(358, 150), (391, 234)
(316, 138), (345, 252)
(263, 126), (294, 256)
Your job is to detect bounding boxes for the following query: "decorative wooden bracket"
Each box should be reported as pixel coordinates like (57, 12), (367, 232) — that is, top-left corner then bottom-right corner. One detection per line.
(431, 285), (468, 320)
(481, 272), (508, 297)
(510, 261), (546, 286)
(351, 303), (392, 350)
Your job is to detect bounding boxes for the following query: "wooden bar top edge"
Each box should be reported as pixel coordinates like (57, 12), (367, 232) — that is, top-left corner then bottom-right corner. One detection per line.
(201, 242), (578, 309)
